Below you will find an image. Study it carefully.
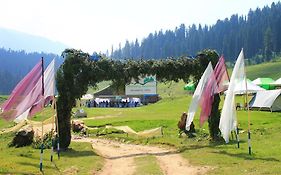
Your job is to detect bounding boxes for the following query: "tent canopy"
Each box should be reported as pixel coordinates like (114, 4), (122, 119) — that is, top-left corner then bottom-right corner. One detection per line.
(224, 79), (265, 95)
(252, 78), (275, 90)
(249, 89), (281, 111)
(271, 78), (281, 86)
(184, 82), (195, 91)
(81, 94), (94, 100)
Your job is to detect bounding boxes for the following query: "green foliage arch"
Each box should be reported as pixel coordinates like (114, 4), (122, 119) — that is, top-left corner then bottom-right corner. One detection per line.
(56, 48), (219, 149)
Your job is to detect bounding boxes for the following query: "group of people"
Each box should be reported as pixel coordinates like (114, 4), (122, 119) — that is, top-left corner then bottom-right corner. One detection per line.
(85, 98), (141, 108)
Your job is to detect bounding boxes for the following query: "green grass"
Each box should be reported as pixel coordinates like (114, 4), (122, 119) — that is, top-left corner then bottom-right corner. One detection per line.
(157, 80), (188, 98)
(31, 106), (56, 122)
(0, 118), (14, 130)
(79, 90), (281, 174)
(1, 59), (281, 174)
(181, 110), (281, 175)
(227, 57), (281, 80)
(246, 59), (281, 80)
(0, 95), (15, 130)
(0, 97), (104, 174)
(0, 133), (103, 174)
(2, 93), (281, 174)
(0, 95), (8, 105)
(134, 156), (163, 175)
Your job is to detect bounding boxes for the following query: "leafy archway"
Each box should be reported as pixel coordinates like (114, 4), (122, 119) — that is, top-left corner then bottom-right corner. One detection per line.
(56, 49), (220, 149)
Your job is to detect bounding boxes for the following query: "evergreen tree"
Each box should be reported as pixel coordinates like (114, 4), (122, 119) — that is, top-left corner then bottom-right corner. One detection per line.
(264, 27), (273, 61)
(110, 2), (281, 62)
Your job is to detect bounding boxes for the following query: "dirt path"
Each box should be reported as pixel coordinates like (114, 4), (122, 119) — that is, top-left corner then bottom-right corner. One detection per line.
(72, 137), (210, 175)
(82, 112), (123, 120)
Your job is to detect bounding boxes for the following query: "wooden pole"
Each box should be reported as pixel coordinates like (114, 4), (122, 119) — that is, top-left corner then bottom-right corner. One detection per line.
(50, 96), (55, 162)
(236, 126), (240, 148)
(40, 57), (44, 171)
(245, 79), (252, 155)
(243, 52), (252, 155)
(50, 59), (56, 162)
(234, 99), (240, 148)
(55, 98), (60, 159)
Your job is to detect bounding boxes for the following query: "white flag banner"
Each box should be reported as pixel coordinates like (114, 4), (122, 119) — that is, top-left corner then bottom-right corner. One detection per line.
(219, 49), (245, 143)
(185, 62), (214, 130)
(44, 59), (56, 99)
(14, 107), (31, 123)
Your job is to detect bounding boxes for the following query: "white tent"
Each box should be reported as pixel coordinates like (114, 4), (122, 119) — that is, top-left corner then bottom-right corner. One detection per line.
(81, 94), (94, 100)
(271, 78), (281, 86)
(224, 79), (265, 95)
(249, 89), (281, 112)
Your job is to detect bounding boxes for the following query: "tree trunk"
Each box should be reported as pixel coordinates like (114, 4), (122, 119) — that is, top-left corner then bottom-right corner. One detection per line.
(208, 94), (221, 141)
(57, 98), (72, 149)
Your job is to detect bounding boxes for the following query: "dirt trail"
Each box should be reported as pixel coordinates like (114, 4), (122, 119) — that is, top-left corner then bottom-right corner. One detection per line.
(73, 137), (210, 175)
(0, 120), (54, 137)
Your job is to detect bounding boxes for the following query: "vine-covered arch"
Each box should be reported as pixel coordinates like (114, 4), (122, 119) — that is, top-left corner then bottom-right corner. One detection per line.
(56, 49), (219, 149)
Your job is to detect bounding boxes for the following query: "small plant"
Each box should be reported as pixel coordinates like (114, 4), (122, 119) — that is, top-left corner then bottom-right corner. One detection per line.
(32, 130), (56, 149)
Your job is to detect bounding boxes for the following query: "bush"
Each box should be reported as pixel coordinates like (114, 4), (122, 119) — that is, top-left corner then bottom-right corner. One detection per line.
(32, 130), (56, 149)
(9, 126), (34, 148)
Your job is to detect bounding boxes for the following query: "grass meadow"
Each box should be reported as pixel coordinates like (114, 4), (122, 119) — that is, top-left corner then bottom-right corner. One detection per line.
(0, 58), (281, 174)
(246, 58), (281, 80)
(79, 93), (281, 175)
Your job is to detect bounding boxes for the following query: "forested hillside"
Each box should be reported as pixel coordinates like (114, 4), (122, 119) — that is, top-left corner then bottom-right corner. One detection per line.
(111, 2), (281, 62)
(0, 48), (62, 94)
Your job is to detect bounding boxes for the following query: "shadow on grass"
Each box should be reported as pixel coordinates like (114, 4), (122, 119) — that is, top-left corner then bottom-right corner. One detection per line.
(18, 161), (53, 170)
(61, 148), (98, 158)
(17, 161), (62, 175)
(0, 162), (44, 175)
(0, 170), (36, 175)
(178, 139), (246, 153)
(104, 150), (180, 160)
(214, 150), (280, 162)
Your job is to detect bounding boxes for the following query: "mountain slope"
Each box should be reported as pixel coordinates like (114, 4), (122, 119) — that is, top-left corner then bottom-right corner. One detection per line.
(0, 28), (68, 54)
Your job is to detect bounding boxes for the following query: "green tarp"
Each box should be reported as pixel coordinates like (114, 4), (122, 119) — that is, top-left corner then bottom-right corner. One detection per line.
(184, 82), (195, 91)
(252, 78), (275, 90)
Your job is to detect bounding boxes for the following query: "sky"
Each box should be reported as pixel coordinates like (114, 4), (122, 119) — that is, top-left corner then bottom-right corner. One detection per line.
(0, 0), (280, 54)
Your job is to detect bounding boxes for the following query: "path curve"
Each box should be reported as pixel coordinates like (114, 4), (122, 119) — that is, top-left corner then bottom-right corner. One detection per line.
(72, 137), (210, 175)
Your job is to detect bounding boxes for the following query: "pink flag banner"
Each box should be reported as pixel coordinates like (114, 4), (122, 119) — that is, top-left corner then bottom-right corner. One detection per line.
(199, 69), (217, 126)
(199, 56), (229, 127)
(1, 60), (43, 121)
(25, 59), (55, 118)
(185, 62), (214, 130)
(214, 56), (230, 93)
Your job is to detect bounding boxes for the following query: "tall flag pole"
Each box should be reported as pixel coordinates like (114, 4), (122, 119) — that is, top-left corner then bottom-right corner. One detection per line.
(56, 99), (60, 159)
(244, 55), (252, 155)
(51, 97), (56, 161)
(236, 122), (240, 148)
(40, 57), (44, 171)
(43, 58), (56, 162)
(50, 98), (55, 162)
